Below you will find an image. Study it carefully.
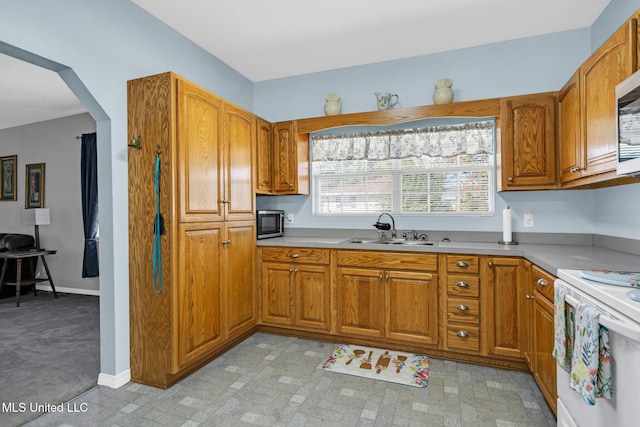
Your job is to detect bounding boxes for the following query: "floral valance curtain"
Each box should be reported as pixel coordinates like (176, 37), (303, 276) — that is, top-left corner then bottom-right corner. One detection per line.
(311, 120), (494, 161)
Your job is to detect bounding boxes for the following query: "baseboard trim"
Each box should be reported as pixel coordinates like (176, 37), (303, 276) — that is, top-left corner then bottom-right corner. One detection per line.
(97, 369), (131, 389)
(36, 284), (100, 296)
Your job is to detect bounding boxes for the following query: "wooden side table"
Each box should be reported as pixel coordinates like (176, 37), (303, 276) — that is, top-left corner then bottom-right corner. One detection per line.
(0, 249), (58, 307)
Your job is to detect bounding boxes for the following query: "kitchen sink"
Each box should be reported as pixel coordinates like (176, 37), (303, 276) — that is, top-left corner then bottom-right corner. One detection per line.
(340, 237), (438, 246)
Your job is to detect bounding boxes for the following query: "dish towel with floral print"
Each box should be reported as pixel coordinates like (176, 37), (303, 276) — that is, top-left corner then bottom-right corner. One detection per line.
(321, 344), (429, 388)
(553, 285), (573, 372)
(568, 302), (613, 405)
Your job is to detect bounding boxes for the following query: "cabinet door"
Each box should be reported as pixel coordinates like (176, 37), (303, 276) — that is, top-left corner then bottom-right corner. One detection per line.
(177, 223), (224, 368)
(558, 71), (583, 184)
(224, 221), (256, 337)
(521, 261), (534, 369)
(272, 121), (297, 194)
(580, 19), (637, 177)
(386, 270), (438, 345)
(336, 267), (385, 338)
(483, 257), (523, 358)
(533, 294), (557, 415)
(294, 264), (331, 331)
(177, 79), (224, 222)
(500, 93), (557, 189)
(223, 104), (255, 221)
(256, 117), (273, 194)
(262, 262), (293, 325)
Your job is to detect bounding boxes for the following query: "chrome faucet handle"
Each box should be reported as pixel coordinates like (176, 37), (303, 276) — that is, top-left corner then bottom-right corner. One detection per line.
(377, 230), (387, 240)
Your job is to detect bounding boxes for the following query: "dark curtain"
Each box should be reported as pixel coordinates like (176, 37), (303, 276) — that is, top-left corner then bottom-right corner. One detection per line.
(81, 132), (99, 277)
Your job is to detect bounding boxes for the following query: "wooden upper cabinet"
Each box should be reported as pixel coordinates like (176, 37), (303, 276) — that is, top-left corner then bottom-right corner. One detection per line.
(579, 18), (637, 177)
(558, 71), (583, 184)
(178, 79), (224, 222)
(222, 103), (255, 221)
(272, 121), (310, 195)
(500, 93), (557, 190)
(255, 117), (273, 194)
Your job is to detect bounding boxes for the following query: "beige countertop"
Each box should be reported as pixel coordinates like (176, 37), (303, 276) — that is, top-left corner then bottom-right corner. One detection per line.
(257, 236), (640, 276)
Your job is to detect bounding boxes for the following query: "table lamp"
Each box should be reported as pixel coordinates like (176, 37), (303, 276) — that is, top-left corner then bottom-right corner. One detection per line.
(22, 208), (50, 249)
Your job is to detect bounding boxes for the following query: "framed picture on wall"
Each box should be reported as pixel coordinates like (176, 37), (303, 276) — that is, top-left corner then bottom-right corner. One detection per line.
(25, 163), (45, 208)
(1, 155), (17, 201)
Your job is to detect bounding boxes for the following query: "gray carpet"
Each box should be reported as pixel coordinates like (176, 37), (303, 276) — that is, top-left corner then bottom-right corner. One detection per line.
(0, 291), (99, 427)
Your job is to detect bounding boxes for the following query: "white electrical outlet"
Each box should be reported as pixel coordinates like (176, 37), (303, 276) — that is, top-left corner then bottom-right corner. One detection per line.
(287, 213), (294, 224)
(524, 213), (534, 228)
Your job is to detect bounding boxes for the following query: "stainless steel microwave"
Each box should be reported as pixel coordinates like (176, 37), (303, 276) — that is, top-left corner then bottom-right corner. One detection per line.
(616, 69), (640, 176)
(256, 210), (284, 239)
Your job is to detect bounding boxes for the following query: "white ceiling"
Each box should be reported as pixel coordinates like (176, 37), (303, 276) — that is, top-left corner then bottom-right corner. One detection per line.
(0, 0), (611, 130)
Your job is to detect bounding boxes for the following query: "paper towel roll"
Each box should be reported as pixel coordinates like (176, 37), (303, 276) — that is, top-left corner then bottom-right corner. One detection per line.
(502, 206), (512, 243)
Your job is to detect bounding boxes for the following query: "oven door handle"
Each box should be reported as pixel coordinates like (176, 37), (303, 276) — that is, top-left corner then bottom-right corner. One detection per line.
(565, 293), (640, 343)
(599, 316), (640, 343)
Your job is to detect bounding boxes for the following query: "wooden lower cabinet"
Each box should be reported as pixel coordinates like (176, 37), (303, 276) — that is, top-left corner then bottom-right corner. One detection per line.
(482, 256), (525, 359)
(261, 247), (331, 331)
(530, 265), (558, 415)
(335, 250), (439, 346)
(177, 223), (224, 369)
(442, 255), (482, 353)
(224, 221), (257, 338)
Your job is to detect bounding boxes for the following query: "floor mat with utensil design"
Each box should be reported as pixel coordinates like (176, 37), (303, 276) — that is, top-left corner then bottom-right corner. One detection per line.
(321, 344), (429, 388)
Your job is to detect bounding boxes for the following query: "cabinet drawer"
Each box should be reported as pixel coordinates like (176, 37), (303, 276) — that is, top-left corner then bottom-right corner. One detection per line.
(447, 275), (480, 297)
(447, 298), (480, 324)
(446, 325), (480, 352)
(336, 250), (437, 271)
(446, 255), (479, 273)
(261, 247), (330, 264)
(532, 265), (556, 303)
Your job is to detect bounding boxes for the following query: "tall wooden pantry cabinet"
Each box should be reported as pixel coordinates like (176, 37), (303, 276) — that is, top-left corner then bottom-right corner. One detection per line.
(128, 72), (256, 388)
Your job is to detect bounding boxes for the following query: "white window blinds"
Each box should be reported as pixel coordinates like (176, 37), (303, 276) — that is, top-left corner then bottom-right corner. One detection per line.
(311, 120), (495, 216)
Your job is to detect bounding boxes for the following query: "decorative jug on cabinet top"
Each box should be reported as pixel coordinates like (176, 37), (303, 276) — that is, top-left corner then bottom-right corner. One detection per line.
(375, 92), (399, 110)
(433, 79), (454, 104)
(324, 93), (342, 115)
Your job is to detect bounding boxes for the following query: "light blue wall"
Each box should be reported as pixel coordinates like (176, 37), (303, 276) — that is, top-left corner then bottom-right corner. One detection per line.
(0, 0), (253, 381)
(254, 29), (590, 122)
(255, 0), (640, 240)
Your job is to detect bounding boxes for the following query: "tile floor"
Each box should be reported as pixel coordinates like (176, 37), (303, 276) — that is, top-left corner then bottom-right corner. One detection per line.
(25, 333), (556, 426)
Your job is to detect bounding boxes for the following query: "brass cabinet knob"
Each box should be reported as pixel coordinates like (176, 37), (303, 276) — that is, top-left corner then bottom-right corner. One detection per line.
(508, 177), (514, 182)
(525, 294), (535, 300)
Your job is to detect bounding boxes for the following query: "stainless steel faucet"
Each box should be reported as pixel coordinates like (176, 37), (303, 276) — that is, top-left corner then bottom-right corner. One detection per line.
(374, 212), (396, 239)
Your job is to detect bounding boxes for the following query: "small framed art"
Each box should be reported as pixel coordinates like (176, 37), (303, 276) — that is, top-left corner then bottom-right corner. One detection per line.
(1, 155), (17, 201)
(25, 163), (45, 208)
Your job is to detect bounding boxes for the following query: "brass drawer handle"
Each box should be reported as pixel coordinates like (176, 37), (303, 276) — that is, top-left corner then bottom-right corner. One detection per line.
(456, 331), (470, 338)
(456, 281), (470, 288)
(290, 253), (300, 259)
(456, 261), (469, 268)
(536, 278), (548, 286)
(456, 304), (470, 311)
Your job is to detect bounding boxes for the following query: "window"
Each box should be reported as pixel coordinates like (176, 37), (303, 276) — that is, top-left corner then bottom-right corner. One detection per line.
(311, 120), (495, 216)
